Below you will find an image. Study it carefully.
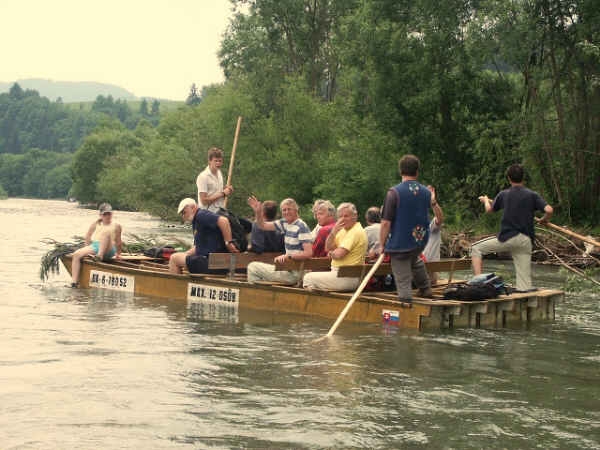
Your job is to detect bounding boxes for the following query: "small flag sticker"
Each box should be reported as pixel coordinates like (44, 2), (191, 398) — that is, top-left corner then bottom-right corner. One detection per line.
(382, 309), (400, 325)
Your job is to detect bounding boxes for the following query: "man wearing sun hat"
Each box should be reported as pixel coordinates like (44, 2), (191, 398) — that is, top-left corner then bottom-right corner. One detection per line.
(169, 198), (239, 274)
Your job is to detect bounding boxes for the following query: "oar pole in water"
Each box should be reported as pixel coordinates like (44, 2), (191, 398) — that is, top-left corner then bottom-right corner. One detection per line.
(318, 253), (386, 340)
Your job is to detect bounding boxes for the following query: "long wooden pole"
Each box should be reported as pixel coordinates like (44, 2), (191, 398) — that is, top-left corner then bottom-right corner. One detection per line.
(223, 116), (242, 209)
(536, 226), (600, 266)
(538, 221), (600, 249)
(316, 253), (385, 341)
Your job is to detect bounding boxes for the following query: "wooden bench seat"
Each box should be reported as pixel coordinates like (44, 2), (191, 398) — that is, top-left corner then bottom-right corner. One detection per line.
(207, 253), (332, 284)
(273, 257), (332, 287)
(208, 252), (282, 276)
(336, 258), (471, 283)
(273, 257), (332, 272)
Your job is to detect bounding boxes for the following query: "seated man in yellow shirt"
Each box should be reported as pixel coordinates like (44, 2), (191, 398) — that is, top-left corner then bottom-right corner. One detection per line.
(303, 202), (368, 291)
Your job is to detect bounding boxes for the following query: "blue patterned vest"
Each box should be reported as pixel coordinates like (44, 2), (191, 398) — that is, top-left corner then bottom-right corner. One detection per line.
(385, 181), (431, 252)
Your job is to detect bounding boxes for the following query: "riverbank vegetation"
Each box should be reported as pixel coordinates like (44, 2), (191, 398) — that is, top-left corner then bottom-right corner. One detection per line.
(70, 0), (599, 230)
(3, 0), (599, 233)
(0, 84), (170, 198)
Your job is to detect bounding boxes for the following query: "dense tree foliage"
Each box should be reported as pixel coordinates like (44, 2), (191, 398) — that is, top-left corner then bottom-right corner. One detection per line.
(90, 95), (160, 128)
(0, 84), (99, 155)
(0, 149), (72, 198)
(471, 0), (600, 222)
(23, 0), (600, 226)
(0, 84), (165, 198)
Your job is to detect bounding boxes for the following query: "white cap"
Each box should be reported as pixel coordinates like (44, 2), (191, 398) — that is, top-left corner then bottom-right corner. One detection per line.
(177, 198), (196, 214)
(98, 203), (113, 214)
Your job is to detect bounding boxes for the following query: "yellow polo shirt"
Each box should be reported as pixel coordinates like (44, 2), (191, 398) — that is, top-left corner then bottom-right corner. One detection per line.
(332, 222), (368, 268)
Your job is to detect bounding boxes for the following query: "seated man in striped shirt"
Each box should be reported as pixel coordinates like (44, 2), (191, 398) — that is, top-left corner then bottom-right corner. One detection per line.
(246, 196), (313, 285)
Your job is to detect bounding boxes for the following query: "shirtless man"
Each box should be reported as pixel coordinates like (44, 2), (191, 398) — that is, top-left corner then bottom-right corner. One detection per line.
(70, 203), (122, 287)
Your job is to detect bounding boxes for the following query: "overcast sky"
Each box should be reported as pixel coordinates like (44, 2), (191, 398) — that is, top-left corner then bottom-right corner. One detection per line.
(0, 0), (234, 100)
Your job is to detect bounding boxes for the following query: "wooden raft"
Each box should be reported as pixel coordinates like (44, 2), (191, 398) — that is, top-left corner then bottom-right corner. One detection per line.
(61, 255), (564, 330)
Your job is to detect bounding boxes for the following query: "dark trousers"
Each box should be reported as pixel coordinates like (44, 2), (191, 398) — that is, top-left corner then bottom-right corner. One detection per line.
(389, 248), (430, 301)
(185, 255), (227, 275)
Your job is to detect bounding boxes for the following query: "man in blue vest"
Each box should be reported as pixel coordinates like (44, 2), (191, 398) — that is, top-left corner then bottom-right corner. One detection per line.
(378, 155), (434, 304)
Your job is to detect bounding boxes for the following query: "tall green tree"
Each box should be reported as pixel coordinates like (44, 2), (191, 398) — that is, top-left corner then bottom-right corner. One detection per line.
(221, 0), (358, 102)
(186, 84), (201, 106)
(151, 100), (160, 116)
(139, 98), (149, 116)
(473, 0), (600, 222)
(70, 123), (142, 203)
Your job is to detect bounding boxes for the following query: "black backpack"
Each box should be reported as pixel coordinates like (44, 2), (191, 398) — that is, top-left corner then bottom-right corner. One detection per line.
(216, 208), (251, 252)
(443, 273), (507, 301)
(143, 246), (175, 258)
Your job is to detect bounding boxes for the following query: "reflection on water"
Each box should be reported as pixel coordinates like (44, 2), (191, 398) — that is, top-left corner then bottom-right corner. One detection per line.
(1, 199), (599, 449)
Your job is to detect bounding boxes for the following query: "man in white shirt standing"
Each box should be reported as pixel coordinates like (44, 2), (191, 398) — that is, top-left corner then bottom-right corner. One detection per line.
(196, 147), (233, 212)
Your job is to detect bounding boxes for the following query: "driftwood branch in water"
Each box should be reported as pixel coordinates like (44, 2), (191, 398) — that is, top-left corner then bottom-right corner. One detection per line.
(535, 239), (600, 287)
(538, 221), (600, 248)
(536, 226), (600, 266)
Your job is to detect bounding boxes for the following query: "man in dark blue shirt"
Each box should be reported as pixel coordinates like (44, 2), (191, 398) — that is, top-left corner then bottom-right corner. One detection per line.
(169, 198), (239, 274)
(472, 164), (553, 291)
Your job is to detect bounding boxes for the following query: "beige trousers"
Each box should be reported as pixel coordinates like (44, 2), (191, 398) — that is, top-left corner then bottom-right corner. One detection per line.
(471, 233), (532, 291)
(247, 261), (300, 285)
(302, 267), (360, 292)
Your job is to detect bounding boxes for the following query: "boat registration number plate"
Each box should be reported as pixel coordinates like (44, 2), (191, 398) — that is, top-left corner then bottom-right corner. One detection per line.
(187, 283), (239, 304)
(89, 270), (135, 292)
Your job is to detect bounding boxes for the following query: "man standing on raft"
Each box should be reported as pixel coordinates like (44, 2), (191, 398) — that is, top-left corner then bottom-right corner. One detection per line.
(377, 154), (434, 304)
(472, 164), (553, 292)
(196, 147), (233, 213)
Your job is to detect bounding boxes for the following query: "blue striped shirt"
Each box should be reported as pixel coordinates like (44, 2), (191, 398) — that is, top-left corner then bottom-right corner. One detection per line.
(274, 218), (313, 254)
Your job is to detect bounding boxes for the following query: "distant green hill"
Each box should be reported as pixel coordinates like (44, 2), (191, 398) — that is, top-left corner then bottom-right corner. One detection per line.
(0, 78), (137, 102)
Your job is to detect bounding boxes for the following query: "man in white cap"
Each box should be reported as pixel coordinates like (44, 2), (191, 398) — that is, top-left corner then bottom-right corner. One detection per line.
(169, 198), (239, 274)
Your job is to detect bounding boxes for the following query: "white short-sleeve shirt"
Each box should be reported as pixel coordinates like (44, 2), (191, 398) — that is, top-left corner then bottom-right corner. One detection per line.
(196, 166), (224, 212)
(423, 218), (441, 262)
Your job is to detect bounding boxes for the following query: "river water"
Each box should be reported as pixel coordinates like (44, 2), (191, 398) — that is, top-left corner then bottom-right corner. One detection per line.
(1, 198), (599, 449)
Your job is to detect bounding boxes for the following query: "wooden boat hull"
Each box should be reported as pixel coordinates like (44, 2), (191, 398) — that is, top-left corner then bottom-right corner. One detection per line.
(60, 255), (564, 330)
